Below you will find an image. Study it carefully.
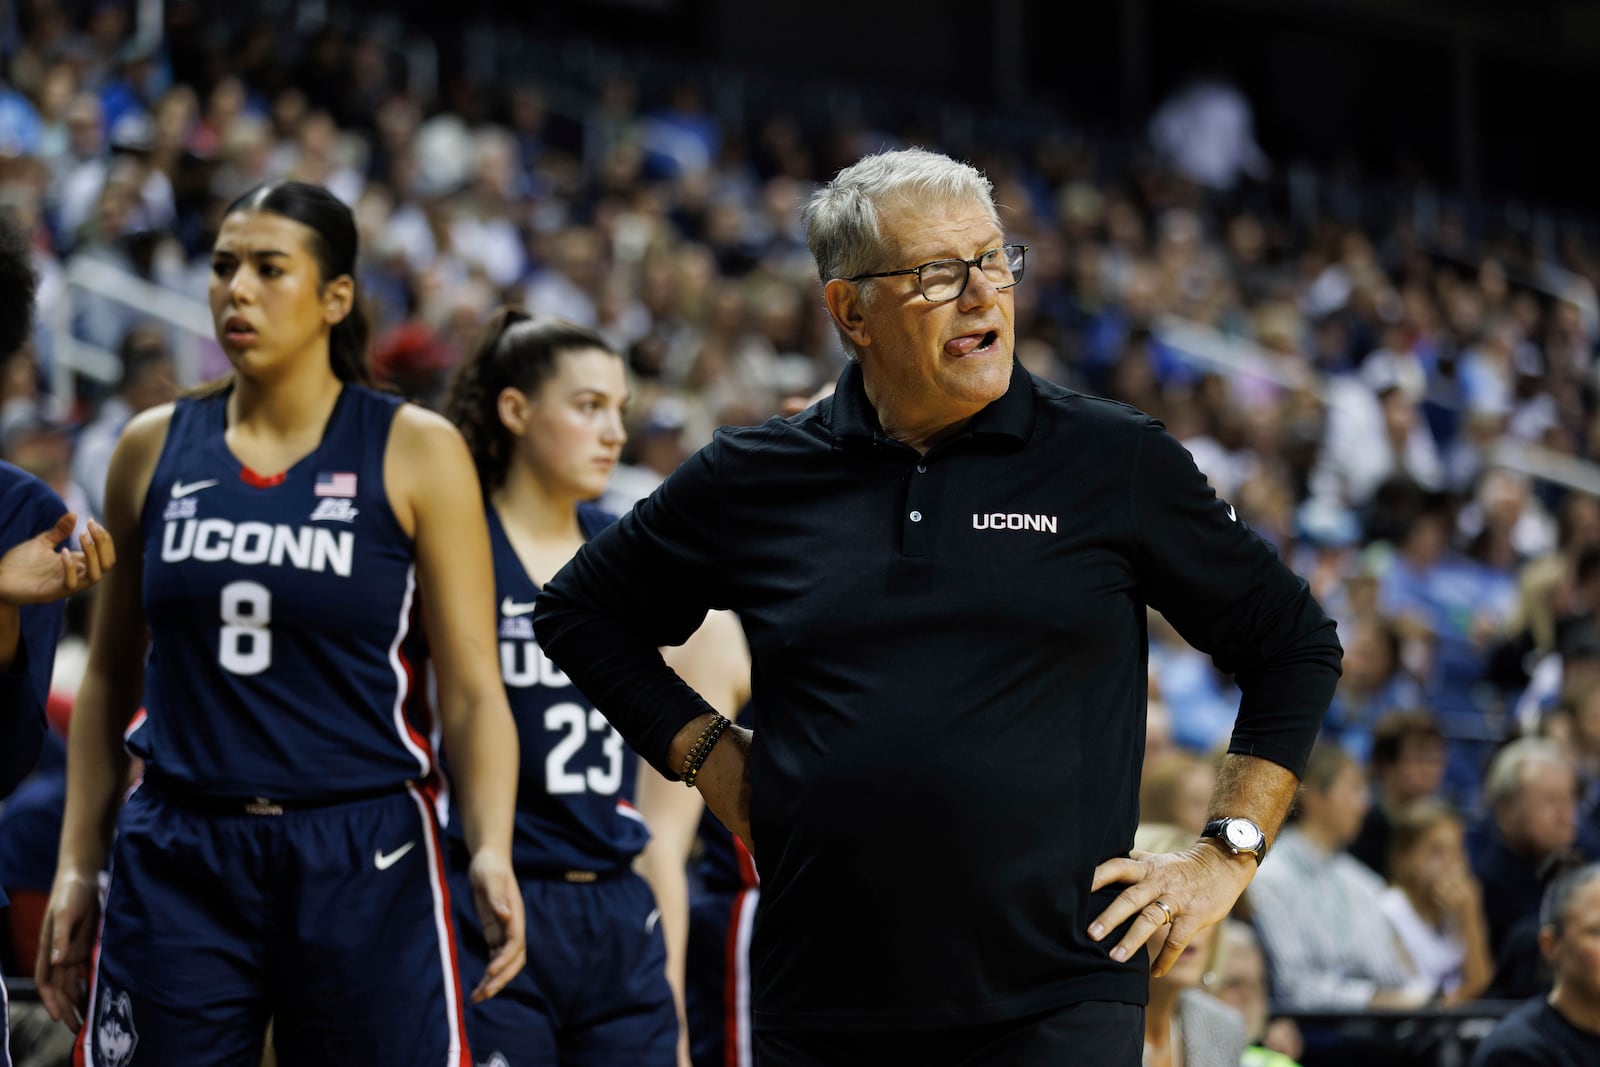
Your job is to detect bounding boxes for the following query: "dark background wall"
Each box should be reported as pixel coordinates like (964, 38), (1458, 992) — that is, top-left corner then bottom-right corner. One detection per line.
(337, 0), (1600, 212)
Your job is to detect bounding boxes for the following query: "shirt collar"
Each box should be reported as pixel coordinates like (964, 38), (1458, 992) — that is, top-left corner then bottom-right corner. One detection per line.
(827, 356), (1036, 453)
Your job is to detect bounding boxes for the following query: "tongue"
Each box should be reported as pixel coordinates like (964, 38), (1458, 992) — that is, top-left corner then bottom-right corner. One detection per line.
(945, 334), (984, 356)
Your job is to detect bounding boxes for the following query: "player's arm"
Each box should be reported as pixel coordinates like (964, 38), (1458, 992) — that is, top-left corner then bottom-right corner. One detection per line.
(36, 405), (166, 1029)
(0, 503), (112, 795)
(636, 609), (751, 1064)
(388, 404), (524, 1002)
(634, 763), (703, 1067)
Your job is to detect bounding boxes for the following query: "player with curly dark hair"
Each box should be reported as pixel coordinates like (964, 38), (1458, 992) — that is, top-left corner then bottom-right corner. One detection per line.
(0, 212), (37, 357)
(0, 213), (114, 1066)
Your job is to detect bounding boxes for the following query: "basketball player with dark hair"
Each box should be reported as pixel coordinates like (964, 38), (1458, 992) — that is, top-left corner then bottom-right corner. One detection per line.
(438, 308), (679, 1065)
(34, 182), (523, 1066)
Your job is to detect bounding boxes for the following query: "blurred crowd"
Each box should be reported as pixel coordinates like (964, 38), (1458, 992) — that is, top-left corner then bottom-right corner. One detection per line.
(5, 2), (1600, 1064)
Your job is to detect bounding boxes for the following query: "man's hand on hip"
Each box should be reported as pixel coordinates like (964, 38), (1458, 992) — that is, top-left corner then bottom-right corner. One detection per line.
(1087, 840), (1256, 977)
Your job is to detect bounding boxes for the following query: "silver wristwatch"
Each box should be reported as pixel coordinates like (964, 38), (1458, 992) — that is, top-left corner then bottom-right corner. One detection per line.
(1201, 817), (1267, 865)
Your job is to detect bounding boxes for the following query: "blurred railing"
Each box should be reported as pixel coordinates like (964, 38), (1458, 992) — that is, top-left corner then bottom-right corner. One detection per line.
(47, 257), (215, 399)
(1282, 999), (1522, 1067)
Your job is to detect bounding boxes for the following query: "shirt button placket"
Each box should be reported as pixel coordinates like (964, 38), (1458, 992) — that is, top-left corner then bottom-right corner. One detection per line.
(903, 460), (932, 557)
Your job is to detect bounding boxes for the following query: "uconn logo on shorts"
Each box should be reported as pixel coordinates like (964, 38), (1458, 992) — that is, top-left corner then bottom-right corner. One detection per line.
(92, 984), (139, 1067)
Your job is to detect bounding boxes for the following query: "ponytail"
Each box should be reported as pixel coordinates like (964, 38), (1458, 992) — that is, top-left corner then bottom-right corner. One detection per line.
(445, 307), (531, 490)
(443, 308), (618, 490)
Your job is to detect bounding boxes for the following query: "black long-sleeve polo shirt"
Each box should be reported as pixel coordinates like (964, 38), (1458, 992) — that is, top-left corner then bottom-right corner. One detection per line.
(534, 357), (1343, 1031)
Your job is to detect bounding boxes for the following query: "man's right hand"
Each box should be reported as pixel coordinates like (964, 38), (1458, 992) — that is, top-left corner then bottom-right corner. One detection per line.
(0, 515), (114, 606)
(35, 868), (102, 1030)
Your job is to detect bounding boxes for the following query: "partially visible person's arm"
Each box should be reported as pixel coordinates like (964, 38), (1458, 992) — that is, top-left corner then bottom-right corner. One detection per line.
(636, 609), (751, 1066)
(634, 761), (703, 1067)
(0, 512), (102, 662)
(35, 408), (160, 1029)
(389, 405), (524, 1003)
(0, 468), (112, 794)
(1093, 419), (1343, 974)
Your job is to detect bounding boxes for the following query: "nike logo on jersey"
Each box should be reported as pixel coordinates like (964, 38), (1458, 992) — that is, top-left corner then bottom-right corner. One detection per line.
(374, 841), (416, 870)
(1227, 504), (1238, 522)
(501, 596), (538, 617)
(646, 908), (660, 933)
(171, 479), (219, 498)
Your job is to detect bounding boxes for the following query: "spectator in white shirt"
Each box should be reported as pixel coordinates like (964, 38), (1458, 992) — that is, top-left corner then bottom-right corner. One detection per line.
(1379, 798), (1493, 1002)
(1250, 740), (1435, 1010)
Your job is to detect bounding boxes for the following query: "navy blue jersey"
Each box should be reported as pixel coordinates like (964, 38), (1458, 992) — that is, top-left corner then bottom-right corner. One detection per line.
(693, 701), (758, 893)
(133, 386), (434, 799)
(446, 501), (648, 872)
(0, 461), (66, 803)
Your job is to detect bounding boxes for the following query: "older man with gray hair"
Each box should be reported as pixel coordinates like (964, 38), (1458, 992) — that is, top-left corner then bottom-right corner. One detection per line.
(535, 147), (1342, 1065)
(1471, 737), (1582, 958)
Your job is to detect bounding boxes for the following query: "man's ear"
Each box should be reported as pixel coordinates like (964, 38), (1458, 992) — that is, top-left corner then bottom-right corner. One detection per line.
(1538, 923), (1559, 965)
(823, 278), (871, 351)
(497, 386), (529, 436)
(322, 275), (355, 326)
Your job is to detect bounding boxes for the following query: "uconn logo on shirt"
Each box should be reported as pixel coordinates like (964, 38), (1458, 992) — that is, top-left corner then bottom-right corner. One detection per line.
(972, 512), (1058, 533)
(500, 600), (571, 689)
(501, 639), (572, 689)
(161, 518), (356, 577)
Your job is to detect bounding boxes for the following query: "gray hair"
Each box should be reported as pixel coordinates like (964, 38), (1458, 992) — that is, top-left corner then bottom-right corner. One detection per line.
(802, 147), (998, 288)
(1484, 737), (1572, 809)
(1540, 861), (1600, 932)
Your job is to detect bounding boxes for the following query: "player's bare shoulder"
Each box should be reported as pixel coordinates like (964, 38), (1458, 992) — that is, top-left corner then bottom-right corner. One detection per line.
(384, 401), (477, 533)
(107, 401), (178, 517)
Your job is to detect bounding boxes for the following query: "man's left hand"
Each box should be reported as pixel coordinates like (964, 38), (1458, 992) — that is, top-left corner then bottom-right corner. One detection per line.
(1088, 840), (1255, 977)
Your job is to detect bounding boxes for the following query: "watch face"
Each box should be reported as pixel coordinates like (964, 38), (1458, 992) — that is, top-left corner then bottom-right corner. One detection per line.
(1225, 820), (1262, 851)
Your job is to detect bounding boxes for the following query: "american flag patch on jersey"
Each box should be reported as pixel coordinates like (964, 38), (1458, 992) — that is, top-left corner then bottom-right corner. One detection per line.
(314, 471), (358, 498)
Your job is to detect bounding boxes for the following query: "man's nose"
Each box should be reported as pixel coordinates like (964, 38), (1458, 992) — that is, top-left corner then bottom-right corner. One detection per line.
(958, 263), (1000, 309)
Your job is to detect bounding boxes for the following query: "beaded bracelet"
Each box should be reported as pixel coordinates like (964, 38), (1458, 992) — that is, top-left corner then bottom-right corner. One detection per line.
(681, 714), (733, 787)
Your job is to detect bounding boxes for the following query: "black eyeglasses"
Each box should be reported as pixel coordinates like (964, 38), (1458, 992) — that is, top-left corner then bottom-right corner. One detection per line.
(843, 244), (1028, 303)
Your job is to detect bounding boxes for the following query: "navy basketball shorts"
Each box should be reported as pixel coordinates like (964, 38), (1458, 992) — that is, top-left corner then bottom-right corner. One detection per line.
(685, 886), (758, 1067)
(448, 863), (677, 1067)
(752, 1001), (1144, 1067)
(79, 781), (469, 1067)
